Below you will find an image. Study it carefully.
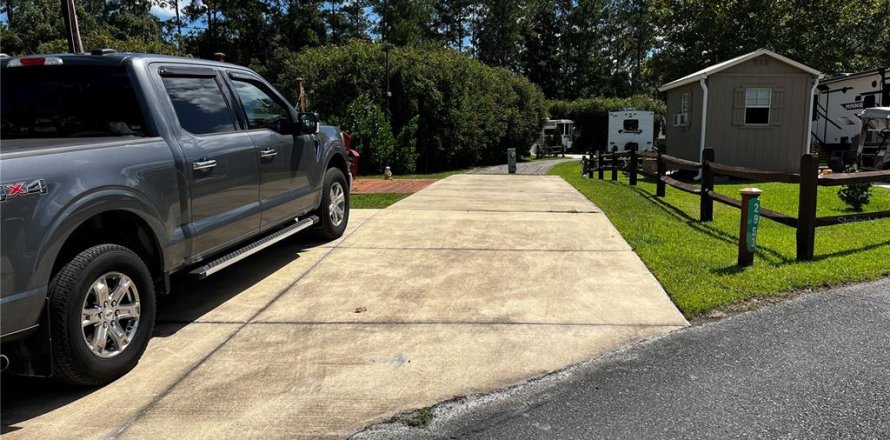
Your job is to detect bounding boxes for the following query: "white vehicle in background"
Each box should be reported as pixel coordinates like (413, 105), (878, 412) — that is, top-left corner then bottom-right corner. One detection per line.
(856, 107), (890, 170)
(533, 119), (574, 157)
(813, 68), (888, 152)
(608, 109), (654, 152)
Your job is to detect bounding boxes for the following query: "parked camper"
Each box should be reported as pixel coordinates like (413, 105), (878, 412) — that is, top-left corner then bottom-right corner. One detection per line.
(813, 68), (889, 153)
(608, 109), (654, 152)
(533, 119), (573, 157)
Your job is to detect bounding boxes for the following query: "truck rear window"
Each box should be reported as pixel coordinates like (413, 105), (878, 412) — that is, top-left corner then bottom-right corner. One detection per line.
(1, 65), (147, 140)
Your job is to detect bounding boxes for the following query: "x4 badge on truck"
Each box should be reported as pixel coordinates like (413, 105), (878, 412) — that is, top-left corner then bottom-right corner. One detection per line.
(0, 179), (48, 202)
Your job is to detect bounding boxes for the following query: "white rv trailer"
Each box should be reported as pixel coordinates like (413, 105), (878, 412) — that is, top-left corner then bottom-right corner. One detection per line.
(534, 119), (574, 156)
(812, 68), (889, 150)
(608, 109), (654, 152)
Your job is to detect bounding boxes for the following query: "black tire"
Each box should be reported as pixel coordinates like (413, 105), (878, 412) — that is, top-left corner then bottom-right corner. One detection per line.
(48, 244), (156, 385)
(312, 167), (350, 240)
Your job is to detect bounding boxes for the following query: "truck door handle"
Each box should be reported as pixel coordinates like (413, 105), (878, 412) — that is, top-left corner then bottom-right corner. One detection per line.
(192, 159), (217, 171)
(259, 148), (278, 159)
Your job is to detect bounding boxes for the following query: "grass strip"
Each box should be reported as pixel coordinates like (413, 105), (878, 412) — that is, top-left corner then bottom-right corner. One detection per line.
(351, 193), (411, 209)
(550, 161), (890, 316)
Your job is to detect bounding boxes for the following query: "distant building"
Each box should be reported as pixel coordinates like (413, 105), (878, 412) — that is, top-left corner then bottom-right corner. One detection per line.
(659, 49), (822, 172)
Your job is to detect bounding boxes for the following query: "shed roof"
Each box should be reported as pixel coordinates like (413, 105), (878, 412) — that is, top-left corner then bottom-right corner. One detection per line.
(658, 49), (821, 92)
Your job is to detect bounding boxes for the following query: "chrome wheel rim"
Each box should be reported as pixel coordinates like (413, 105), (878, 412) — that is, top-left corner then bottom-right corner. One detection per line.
(329, 181), (346, 226)
(81, 272), (141, 358)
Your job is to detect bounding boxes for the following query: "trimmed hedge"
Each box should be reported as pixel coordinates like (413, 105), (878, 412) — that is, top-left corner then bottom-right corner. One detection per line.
(258, 41), (546, 173)
(547, 96), (666, 153)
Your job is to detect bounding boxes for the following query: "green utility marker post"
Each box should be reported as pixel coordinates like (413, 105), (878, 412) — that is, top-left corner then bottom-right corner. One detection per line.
(738, 188), (762, 267)
(507, 148), (517, 174)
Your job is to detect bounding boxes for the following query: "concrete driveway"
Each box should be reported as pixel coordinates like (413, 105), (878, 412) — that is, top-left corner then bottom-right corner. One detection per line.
(2, 174), (687, 439)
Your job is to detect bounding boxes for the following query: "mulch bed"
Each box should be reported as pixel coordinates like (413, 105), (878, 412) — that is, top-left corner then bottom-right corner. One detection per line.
(352, 179), (438, 194)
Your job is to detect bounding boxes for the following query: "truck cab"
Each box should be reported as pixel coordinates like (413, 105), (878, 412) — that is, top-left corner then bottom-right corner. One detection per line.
(1, 52), (351, 384)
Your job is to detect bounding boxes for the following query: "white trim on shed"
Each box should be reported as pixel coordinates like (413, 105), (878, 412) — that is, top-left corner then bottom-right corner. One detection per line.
(658, 49), (822, 92)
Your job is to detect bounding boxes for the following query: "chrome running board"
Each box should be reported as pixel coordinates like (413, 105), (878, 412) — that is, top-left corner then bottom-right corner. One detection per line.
(189, 216), (318, 279)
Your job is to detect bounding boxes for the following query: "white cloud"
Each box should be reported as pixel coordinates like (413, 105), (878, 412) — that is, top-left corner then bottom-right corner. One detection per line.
(150, 1), (191, 20)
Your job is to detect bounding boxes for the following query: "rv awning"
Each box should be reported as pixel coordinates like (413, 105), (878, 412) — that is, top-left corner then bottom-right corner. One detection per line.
(858, 107), (890, 120)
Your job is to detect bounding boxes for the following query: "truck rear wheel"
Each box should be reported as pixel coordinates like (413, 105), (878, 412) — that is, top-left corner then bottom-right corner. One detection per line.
(48, 244), (156, 385)
(313, 167), (350, 240)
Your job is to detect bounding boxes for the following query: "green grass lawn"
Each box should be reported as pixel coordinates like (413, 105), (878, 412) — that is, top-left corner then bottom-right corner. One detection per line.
(551, 161), (890, 317)
(351, 193), (411, 209)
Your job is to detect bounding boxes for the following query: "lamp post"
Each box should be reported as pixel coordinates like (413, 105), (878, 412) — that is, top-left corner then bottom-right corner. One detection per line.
(382, 0), (391, 120)
(383, 42), (393, 120)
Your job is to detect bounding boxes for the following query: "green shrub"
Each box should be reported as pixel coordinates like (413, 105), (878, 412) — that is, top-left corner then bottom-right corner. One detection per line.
(837, 165), (872, 211)
(394, 116), (420, 174)
(546, 96), (666, 153)
(257, 41), (546, 172)
(341, 94), (396, 174)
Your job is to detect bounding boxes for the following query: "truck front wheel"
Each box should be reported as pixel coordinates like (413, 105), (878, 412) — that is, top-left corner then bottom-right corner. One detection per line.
(48, 244), (156, 385)
(313, 167), (350, 240)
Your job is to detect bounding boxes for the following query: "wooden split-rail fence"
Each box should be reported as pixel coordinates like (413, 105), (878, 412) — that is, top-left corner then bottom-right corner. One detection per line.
(580, 146), (890, 262)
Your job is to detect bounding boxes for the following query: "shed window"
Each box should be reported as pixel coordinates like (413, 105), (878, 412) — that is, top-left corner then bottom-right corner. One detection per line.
(745, 88), (771, 125)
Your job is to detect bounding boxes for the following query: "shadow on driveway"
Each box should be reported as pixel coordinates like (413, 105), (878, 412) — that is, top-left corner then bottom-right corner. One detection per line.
(0, 232), (327, 434)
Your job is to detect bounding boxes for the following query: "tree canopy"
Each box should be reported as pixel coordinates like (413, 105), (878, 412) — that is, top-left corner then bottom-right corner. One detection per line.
(2, 0), (886, 99)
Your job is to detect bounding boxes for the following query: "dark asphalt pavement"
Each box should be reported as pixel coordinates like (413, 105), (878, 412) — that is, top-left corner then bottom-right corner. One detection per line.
(355, 278), (890, 440)
(474, 158), (578, 175)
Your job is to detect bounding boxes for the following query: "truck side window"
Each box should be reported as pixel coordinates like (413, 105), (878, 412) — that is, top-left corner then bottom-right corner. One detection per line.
(1, 65), (147, 139)
(161, 76), (235, 135)
(231, 79), (292, 135)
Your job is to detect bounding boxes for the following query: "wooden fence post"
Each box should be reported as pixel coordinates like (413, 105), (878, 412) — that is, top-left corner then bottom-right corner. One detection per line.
(611, 146), (618, 181)
(629, 144), (638, 186)
(700, 147), (714, 222)
(597, 150), (604, 179)
(797, 153), (819, 261)
(656, 146), (666, 197)
(587, 151), (594, 179)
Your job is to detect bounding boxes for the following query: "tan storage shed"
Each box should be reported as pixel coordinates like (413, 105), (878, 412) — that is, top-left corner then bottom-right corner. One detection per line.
(659, 49), (822, 172)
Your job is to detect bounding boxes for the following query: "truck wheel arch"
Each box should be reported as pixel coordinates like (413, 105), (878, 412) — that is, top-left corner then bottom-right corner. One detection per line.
(49, 210), (166, 294)
(327, 152), (349, 179)
(36, 191), (170, 297)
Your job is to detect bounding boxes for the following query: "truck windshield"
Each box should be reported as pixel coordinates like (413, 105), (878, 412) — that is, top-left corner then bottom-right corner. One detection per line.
(1, 65), (147, 140)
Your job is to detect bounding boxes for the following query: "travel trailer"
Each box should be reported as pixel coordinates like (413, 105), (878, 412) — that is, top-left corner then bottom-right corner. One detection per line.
(812, 68), (889, 151)
(608, 109), (655, 152)
(533, 119), (574, 157)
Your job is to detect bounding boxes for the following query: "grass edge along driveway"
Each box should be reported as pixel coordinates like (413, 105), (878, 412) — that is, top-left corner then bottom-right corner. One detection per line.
(550, 161), (890, 317)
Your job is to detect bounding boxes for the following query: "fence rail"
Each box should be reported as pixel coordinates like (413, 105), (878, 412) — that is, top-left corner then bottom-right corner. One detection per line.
(660, 154), (702, 170)
(582, 145), (890, 261)
(708, 163), (800, 184)
(816, 170), (890, 186)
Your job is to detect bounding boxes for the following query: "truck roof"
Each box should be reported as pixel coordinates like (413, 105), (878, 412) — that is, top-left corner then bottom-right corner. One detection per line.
(0, 52), (246, 70)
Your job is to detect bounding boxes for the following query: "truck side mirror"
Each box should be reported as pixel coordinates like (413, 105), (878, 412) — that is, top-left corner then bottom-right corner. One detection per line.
(298, 112), (320, 135)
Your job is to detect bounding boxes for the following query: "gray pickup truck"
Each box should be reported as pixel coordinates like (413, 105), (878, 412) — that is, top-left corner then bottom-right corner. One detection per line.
(0, 52), (352, 385)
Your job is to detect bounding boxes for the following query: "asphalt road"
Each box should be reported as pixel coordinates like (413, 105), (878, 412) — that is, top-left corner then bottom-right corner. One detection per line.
(474, 157), (578, 175)
(355, 278), (890, 440)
